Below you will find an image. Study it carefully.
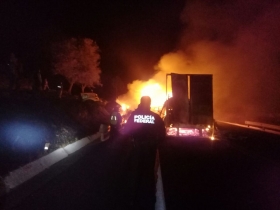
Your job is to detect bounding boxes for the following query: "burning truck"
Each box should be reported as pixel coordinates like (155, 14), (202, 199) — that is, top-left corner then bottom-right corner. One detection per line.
(160, 73), (215, 139)
(117, 73), (216, 140)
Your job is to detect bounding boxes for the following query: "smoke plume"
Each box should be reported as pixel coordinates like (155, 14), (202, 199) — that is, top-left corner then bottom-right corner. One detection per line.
(158, 0), (280, 123)
(120, 0), (280, 123)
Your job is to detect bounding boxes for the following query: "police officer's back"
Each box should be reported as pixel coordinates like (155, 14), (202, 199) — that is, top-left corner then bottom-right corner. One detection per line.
(123, 96), (165, 145)
(123, 96), (166, 209)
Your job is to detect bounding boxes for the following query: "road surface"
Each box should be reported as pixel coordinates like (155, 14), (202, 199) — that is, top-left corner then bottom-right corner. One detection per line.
(2, 123), (280, 210)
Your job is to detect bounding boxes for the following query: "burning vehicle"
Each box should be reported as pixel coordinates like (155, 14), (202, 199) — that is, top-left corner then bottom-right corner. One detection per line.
(117, 73), (216, 139)
(160, 73), (216, 139)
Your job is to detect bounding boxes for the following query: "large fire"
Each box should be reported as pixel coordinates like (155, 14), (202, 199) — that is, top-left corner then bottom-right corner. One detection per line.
(140, 83), (166, 109)
(116, 73), (215, 139)
(117, 79), (172, 114)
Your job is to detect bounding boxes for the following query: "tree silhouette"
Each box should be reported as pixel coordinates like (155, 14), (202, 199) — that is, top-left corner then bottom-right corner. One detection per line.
(52, 38), (101, 93)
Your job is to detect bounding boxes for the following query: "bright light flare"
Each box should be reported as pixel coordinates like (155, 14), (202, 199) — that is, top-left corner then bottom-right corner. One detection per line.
(167, 126), (214, 139)
(44, 143), (50, 150)
(118, 82), (169, 112)
(166, 127), (200, 137)
(121, 104), (129, 112)
(2, 120), (49, 151)
(179, 128), (200, 136)
(140, 83), (167, 109)
(141, 83), (159, 96)
(121, 104), (126, 111)
(166, 127), (177, 136)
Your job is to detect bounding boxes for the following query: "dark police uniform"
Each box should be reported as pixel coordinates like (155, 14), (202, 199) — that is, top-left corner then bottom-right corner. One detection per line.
(110, 107), (122, 136)
(123, 96), (166, 209)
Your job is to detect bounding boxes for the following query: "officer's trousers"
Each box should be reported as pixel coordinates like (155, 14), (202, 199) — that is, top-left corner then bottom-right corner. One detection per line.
(129, 143), (157, 210)
(110, 124), (121, 137)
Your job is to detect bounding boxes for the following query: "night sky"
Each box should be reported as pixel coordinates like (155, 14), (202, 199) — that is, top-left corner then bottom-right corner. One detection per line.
(0, 0), (186, 82)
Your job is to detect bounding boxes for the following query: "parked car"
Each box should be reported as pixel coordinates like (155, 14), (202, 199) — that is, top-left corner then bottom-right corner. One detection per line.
(80, 92), (100, 102)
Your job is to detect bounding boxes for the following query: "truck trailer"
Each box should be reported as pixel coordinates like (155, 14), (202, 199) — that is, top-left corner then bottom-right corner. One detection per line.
(160, 73), (216, 139)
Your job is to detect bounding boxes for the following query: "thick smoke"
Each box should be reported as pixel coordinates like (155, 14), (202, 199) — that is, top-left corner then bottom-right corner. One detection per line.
(119, 0), (280, 123)
(158, 0), (280, 123)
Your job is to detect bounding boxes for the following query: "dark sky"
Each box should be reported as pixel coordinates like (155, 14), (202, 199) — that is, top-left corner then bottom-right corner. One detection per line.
(0, 0), (186, 82)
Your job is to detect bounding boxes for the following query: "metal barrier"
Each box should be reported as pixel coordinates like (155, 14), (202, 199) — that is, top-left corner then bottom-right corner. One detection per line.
(217, 120), (280, 135)
(3, 133), (102, 191)
(244, 121), (280, 135)
(245, 121), (280, 131)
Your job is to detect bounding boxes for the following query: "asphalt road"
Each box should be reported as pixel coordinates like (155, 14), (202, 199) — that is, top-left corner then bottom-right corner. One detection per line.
(160, 136), (280, 210)
(3, 138), (134, 210)
(2, 123), (280, 210)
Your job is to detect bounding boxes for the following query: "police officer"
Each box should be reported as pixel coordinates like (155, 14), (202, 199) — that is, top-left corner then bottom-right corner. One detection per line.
(123, 96), (166, 209)
(110, 105), (122, 136)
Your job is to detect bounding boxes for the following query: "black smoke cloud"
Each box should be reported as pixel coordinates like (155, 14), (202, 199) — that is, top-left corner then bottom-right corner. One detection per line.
(157, 0), (280, 123)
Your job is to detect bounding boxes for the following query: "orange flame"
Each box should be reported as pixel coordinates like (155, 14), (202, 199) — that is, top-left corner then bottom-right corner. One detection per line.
(117, 78), (172, 113)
